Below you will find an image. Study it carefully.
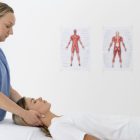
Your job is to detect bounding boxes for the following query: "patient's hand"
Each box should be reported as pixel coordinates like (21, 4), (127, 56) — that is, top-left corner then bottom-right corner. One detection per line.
(84, 134), (100, 140)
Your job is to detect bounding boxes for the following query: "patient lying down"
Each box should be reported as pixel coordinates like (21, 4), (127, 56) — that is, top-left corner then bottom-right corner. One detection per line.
(12, 97), (140, 140)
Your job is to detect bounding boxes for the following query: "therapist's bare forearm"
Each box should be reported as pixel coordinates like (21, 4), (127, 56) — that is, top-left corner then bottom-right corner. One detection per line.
(0, 92), (26, 117)
(10, 87), (22, 102)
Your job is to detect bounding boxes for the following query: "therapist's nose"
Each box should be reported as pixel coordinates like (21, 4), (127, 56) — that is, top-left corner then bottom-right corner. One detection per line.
(9, 27), (13, 35)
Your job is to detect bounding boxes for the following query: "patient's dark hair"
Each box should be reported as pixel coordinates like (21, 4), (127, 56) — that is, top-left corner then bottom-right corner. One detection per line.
(12, 97), (51, 137)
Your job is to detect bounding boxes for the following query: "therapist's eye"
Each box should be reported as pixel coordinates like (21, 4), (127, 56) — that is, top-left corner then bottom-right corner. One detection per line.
(5, 24), (11, 28)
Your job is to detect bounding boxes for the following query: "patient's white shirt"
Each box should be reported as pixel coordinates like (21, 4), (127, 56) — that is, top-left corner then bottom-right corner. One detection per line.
(48, 113), (140, 140)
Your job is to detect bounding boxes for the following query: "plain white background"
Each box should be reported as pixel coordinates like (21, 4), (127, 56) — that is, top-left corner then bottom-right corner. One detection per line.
(1, 0), (140, 116)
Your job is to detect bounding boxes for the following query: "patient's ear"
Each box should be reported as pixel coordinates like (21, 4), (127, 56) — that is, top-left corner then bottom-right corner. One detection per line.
(40, 114), (46, 118)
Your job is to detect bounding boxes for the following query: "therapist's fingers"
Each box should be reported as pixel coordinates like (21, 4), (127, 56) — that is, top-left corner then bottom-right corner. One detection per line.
(34, 114), (46, 126)
(23, 110), (44, 126)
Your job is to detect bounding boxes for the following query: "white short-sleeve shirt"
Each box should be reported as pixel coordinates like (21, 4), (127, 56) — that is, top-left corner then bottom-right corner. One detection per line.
(49, 115), (86, 140)
(48, 113), (140, 140)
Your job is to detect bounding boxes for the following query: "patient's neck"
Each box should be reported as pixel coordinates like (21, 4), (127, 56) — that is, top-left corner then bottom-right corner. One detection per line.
(41, 111), (59, 127)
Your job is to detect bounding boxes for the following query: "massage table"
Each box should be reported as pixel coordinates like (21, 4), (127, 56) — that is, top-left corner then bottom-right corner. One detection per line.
(0, 118), (52, 140)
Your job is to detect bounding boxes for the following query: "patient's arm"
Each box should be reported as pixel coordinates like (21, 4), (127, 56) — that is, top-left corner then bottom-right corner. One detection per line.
(84, 134), (100, 140)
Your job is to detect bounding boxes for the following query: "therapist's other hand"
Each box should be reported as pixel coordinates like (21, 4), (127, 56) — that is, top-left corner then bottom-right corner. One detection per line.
(22, 110), (43, 126)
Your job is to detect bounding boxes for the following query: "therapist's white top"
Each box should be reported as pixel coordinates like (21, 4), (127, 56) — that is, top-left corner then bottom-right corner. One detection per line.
(48, 113), (140, 140)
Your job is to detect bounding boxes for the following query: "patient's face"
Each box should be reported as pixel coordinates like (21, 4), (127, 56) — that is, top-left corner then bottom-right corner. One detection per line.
(25, 97), (51, 114)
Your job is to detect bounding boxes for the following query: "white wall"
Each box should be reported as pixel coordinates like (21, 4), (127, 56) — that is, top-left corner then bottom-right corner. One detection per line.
(2, 0), (140, 116)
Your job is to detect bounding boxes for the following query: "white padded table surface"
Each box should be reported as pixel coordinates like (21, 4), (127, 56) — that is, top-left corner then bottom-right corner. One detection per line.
(0, 119), (52, 140)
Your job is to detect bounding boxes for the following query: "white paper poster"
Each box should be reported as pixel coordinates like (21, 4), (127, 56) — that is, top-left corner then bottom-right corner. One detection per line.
(103, 27), (133, 70)
(60, 28), (90, 71)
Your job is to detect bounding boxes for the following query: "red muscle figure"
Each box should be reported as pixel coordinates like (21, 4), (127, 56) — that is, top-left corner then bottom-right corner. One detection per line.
(108, 32), (127, 68)
(66, 29), (84, 66)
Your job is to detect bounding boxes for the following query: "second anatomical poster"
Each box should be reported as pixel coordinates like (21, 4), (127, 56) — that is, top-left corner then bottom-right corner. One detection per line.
(103, 27), (133, 70)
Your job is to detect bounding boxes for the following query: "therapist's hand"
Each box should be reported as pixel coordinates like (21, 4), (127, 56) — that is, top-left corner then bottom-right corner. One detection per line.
(22, 110), (44, 126)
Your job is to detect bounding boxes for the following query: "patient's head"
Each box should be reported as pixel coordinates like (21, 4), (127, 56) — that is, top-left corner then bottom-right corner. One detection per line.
(12, 97), (52, 137)
(24, 97), (51, 114)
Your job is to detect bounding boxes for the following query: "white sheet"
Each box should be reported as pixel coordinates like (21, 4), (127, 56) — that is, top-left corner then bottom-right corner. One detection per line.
(0, 119), (52, 140)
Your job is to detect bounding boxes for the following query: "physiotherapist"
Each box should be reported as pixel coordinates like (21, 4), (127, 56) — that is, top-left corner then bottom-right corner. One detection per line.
(0, 2), (43, 126)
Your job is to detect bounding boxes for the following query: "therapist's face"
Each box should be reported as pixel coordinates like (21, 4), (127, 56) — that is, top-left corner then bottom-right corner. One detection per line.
(0, 12), (15, 42)
(25, 97), (51, 114)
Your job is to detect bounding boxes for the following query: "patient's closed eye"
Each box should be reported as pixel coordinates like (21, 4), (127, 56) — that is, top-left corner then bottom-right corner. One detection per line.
(31, 98), (36, 103)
